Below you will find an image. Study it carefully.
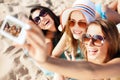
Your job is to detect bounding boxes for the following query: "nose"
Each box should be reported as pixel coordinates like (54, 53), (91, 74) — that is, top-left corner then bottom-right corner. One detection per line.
(40, 17), (44, 21)
(74, 23), (80, 29)
(76, 22), (80, 27)
(87, 39), (94, 46)
(39, 17), (45, 24)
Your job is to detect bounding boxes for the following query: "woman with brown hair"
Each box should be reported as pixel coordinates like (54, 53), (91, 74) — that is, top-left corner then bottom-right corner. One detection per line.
(24, 18), (120, 80)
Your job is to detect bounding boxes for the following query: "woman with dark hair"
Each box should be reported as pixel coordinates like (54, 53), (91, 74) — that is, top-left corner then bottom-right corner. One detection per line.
(29, 6), (62, 55)
(29, 6), (63, 79)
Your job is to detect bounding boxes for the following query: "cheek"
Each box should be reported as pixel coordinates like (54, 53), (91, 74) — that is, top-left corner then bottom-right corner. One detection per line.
(99, 42), (109, 57)
(82, 29), (86, 34)
(70, 27), (86, 32)
(37, 23), (44, 29)
(70, 27), (73, 33)
(47, 15), (54, 23)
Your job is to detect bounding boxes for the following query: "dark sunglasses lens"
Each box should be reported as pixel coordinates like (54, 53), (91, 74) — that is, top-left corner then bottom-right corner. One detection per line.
(34, 17), (40, 23)
(93, 35), (104, 46)
(78, 22), (87, 28)
(40, 10), (47, 17)
(69, 20), (75, 27)
(33, 10), (47, 24)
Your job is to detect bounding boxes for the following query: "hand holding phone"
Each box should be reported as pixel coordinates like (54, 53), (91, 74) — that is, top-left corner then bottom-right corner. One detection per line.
(0, 15), (30, 44)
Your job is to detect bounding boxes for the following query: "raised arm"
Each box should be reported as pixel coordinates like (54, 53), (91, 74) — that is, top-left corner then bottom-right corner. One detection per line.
(52, 32), (68, 58)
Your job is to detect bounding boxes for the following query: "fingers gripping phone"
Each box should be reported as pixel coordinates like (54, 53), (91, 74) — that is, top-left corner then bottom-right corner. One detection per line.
(0, 15), (30, 44)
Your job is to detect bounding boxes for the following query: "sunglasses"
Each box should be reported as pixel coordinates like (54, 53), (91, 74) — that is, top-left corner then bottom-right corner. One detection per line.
(82, 34), (105, 47)
(33, 9), (48, 24)
(69, 20), (87, 28)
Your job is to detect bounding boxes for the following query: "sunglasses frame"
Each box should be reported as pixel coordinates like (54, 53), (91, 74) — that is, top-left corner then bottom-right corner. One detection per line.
(68, 20), (87, 28)
(82, 34), (105, 47)
(33, 9), (48, 24)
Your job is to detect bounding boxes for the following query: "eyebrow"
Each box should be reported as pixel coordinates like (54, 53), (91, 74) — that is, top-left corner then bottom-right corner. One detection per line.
(70, 18), (86, 22)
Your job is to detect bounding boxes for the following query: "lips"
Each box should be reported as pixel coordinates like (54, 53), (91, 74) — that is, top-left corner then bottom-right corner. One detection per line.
(44, 20), (50, 26)
(73, 30), (82, 34)
(88, 49), (98, 55)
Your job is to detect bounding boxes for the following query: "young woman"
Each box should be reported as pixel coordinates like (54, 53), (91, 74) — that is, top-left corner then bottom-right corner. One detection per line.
(24, 19), (120, 80)
(29, 6), (62, 55)
(52, 0), (95, 60)
(29, 6), (63, 79)
(51, 0), (95, 79)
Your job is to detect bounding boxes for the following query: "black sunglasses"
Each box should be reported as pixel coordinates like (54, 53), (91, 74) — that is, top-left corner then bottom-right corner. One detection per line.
(82, 34), (105, 47)
(33, 9), (48, 24)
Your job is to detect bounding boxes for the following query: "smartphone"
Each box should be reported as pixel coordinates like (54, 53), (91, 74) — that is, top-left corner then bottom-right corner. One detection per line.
(0, 15), (30, 44)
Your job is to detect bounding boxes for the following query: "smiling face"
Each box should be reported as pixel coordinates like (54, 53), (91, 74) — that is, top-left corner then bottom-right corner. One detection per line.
(69, 10), (87, 40)
(31, 9), (56, 31)
(85, 24), (109, 63)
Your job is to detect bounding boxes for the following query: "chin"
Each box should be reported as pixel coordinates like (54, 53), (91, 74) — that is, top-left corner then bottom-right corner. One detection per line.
(87, 53), (98, 60)
(88, 56), (97, 60)
(44, 25), (51, 30)
(73, 35), (81, 39)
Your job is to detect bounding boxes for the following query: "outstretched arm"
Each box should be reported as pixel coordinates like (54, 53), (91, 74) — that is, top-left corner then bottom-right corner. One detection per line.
(25, 20), (120, 80)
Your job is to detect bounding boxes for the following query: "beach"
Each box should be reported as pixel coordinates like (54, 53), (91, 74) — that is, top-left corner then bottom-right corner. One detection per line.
(0, 0), (73, 80)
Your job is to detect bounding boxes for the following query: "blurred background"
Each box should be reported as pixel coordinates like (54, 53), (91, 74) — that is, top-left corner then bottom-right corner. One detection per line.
(0, 0), (74, 20)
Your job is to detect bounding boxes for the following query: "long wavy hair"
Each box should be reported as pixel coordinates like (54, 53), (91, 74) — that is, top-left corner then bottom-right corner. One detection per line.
(63, 15), (85, 57)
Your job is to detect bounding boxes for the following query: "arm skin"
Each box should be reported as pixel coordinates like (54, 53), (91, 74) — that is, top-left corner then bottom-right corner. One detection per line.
(52, 32), (68, 58)
(105, 6), (120, 24)
(118, 0), (120, 14)
(108, 0), (120, 14)
(108, 0), (117, 11)
(41, 57), (120, 80)
(94, 0), (120, 24)
(95, 4), (120, 24)
(25, 20), (120, 80)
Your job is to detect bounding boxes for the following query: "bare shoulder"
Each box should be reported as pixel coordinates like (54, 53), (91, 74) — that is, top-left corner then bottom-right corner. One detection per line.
(108, 58), (120, 64)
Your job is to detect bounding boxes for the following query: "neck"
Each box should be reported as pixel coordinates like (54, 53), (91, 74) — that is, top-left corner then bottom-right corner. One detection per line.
(46, 31), (55, 39)
(49, 25), (57, 32)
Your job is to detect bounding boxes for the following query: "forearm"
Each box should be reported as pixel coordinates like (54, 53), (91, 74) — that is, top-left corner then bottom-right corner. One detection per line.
(117, 0), (120, 14)
(36, 57), (120, 79)
(36, 56), (96, 79)
(52, 32), (67, 58)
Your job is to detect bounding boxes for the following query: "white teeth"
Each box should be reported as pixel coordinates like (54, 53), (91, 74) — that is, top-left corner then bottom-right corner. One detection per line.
(88, 49), (97, 52)
(45, 20), (49, 25)
(46, 21), (49, 25)
(73, 30), (81, 34)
